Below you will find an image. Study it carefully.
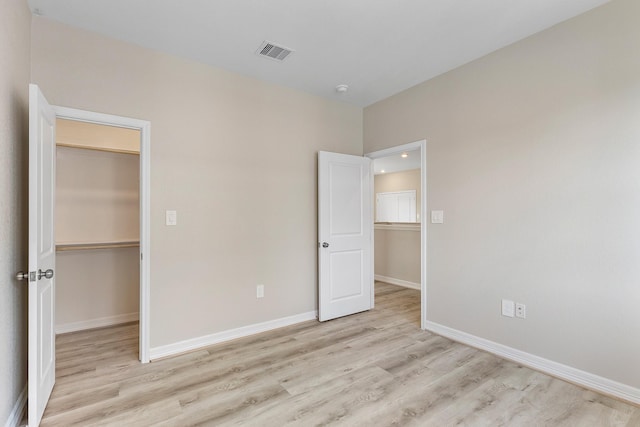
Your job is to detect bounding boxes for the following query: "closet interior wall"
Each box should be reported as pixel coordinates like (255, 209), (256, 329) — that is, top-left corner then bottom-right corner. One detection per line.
(55, 119), (140, 333)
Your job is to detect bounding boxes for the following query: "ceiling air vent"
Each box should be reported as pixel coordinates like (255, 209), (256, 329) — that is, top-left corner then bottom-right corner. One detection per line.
(257, 41), (294, 62)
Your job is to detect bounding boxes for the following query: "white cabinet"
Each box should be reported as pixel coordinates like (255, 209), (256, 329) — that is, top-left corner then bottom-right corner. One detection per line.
(376, 190), (417, 223)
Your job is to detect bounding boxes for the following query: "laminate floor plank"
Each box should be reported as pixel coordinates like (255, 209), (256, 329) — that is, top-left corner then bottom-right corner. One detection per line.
(242, 365), (397, 427)
(273, 330), (418, 396)
(39, 282), (639, 426)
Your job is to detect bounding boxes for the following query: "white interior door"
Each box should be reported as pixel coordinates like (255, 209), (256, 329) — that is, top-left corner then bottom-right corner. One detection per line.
(318, 151), (372, 321)
(28, 84), (56, 426)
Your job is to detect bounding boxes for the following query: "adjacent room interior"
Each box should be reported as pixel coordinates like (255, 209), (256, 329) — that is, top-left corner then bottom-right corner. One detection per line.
(372, 149), (422, 326)
(373, 150), (422, 284)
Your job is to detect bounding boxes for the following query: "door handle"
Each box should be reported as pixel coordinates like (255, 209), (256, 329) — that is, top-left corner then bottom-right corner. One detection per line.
(16, 271), (29, 281)
(38, 269), (54, 280)
(322, 242), (329, 248)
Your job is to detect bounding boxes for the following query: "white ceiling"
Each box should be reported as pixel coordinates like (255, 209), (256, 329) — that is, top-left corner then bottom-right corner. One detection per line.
(373, 150), (421, 175)
(28, 0), (610, 107)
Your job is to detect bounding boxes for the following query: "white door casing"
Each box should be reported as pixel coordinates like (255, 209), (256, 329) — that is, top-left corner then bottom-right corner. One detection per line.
(318, 151), (373, 321)
(28, 84), (57, 427)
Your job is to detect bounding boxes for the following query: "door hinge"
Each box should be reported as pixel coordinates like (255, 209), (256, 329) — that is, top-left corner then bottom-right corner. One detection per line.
(140, 253), (143, 261)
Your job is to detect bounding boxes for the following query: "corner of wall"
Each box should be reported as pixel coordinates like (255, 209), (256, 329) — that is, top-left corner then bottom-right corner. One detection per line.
(0, 0), (32, 425)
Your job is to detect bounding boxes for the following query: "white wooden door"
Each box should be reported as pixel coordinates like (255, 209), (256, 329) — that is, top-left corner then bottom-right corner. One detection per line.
(28, 84), (56, 426)
(318, 151), (372, 321)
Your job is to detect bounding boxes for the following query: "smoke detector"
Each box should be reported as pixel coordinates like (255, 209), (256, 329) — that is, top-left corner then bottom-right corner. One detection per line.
(256, 41), (294, 62)
(335, 84), (349, 93)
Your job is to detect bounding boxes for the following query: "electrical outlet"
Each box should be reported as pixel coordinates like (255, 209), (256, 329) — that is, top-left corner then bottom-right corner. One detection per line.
(516, 303), (526, 319)
(501, 299), (515, 317)
(256, 284), (264, 298)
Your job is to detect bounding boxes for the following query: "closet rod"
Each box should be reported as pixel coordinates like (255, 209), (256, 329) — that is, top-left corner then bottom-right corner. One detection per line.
(56, 241), (140, 252)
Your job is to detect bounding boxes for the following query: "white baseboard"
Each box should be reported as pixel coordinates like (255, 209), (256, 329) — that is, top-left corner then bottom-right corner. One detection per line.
(375, 274), (420, 290)
(4, 385), (26, 427)
(425, 321), (640, 406)
(56, 312), (139, 334)
(150, 311), (318, 360)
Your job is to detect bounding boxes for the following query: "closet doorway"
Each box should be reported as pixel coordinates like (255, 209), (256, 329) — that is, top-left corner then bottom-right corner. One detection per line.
(52, 107), (151, 362)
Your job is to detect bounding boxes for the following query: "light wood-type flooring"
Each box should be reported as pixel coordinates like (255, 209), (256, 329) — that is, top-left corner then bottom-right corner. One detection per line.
(40, 282), (640, 426)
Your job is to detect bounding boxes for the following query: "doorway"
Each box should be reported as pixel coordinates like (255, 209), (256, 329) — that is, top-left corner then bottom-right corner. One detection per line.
(54, 118), (140, 352)
(366, 140), (427, 329)
(53, 106), (151, 362)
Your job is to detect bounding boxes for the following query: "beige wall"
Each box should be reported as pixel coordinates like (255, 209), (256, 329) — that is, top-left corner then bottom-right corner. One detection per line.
(374, 229), (420, 285)
(365, 0), (640, 388)
(0, 0), (31, 422)
(374, 169), (421, 284)
(31, 17), (363, 348)
(56, 248), (140, 328)
(374, 168), (421, 221)
(56, 146), (139, 243)
(56, 143), (140, 330)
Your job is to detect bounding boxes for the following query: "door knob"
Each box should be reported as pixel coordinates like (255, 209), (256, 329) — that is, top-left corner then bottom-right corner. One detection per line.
(38, 269), (54, 280)
(16, 271), (29, 281)
(322, 242), (329, 248)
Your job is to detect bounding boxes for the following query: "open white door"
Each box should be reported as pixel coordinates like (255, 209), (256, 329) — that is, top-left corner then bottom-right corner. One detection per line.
(318, 151), (372, 321)
(28, 84), (56, 426)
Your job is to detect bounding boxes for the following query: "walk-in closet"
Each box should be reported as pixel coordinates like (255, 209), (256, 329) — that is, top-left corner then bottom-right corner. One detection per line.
(55, 119), (141, 336)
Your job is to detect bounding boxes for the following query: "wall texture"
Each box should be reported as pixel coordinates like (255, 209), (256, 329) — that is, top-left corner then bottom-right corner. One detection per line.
(0, 0), (31, 423)
(31, 16), (363, 348)
(56, 146), (139, 243)
(365, 0), (640, 388)
(374, 229), (420, 285)
(56, 248), (140, 330)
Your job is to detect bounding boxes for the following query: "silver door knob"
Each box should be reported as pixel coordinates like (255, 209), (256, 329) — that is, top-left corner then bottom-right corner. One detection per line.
(16, 271), (29, 281)
(322, 242), (329, 248)
(38, 269), (54, 280)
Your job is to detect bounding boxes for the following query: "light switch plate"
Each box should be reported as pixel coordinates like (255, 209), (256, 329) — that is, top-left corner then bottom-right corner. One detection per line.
(502, 299), (515, 317)
(431, 210), (444, 224)
(166, 210), (177, 226)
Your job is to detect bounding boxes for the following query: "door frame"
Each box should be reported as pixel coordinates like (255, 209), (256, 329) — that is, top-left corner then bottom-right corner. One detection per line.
(365, 139), (427, 329)
(53, 106), (151, 363)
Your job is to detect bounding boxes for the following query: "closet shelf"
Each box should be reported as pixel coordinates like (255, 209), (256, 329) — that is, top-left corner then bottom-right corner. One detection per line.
(57, 142), (140, 156)
(56, 240), (140, 252)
